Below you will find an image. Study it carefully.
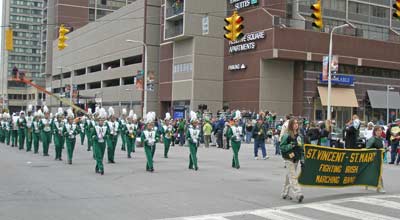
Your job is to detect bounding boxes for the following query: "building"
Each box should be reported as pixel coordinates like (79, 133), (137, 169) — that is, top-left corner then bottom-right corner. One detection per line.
(1, 0), (45, 113)
(41, 0), (136, 81)
(49, 0), (160, 115)
(159, 0), (226, 117)
(223, 0), (400, 126)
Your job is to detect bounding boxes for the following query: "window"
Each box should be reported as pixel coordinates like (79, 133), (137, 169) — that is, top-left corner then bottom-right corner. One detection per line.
(123, 55), (142, 66)
(349, 2), (369, 16)
(371, 6), (388, 18)
(173, 63), (192, 74)
(88, 82), (101, 89)
(122, 76), (135, 85)
(88, 64), (102, 73)
(103, 78), (120, 87)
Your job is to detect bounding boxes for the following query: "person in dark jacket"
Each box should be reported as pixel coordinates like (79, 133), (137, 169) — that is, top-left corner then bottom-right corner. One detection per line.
(345, 115), (361, 148)
(252, 118), (268, 159)
(306, 122), (320, 145)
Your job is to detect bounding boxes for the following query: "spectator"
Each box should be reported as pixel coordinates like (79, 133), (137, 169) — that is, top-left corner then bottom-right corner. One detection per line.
(203, 119), (212, 148)
(306, 122), (320, 145)
(363, 122), (374, 140)
(252, 118), (268, 159)
(319, 120), (331, 147)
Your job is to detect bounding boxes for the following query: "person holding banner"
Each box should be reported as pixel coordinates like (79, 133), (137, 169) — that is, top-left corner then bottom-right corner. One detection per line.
(366, 125), (386, 193)
(280, 118), (304, 203)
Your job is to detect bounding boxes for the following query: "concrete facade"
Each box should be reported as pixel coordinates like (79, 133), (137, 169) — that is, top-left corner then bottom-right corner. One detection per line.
(49, 0), (161, 116)
(159, 0), (226, 117)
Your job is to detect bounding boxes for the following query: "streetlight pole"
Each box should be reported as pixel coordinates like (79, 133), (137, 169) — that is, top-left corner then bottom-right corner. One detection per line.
(126, 39), (148, 116)
(57, 66), (73, 105)
(125, 88), (133, 109)
(327, 23), (354, 120)
(387, 85), (394, 125)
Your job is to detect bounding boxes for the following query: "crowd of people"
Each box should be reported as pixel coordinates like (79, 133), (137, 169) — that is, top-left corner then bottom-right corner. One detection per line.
(2, 106), (398, 203)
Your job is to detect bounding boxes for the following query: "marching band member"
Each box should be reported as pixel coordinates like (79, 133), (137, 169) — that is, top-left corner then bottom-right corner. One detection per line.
(120, 108), (127, 151)
(0, 113), (4, 144)
(63, 109), (80, 165)
(11, 113), (18, 147)
(79, 116), (86, 145)
(227, 110), (243, 169)
(32, 110), (42, 154)
(85, 108), (94, 151)
(25, 105), (34, 152)
(187, 111), (200, 171)
(3, 113), (11, 146)
(93, 108), (109, 175)
(141, 112), (159, 172)
(53, 108), (65, 161)
(106, 107), (120, 164)
(17, 111), (27, 150)
(125, 110), (137, 158)
(39, 106), (52, 156)
(161, 113), (174, 158)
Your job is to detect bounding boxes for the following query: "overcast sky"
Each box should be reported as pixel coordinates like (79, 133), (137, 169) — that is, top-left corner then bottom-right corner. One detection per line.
(0, 0), (3, 53)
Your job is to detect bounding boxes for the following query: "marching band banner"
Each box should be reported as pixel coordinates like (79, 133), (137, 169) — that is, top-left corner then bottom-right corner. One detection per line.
(298, 145), (383, 187)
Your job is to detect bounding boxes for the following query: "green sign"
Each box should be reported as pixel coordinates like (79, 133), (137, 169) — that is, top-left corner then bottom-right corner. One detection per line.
(298, 145), (383, 187)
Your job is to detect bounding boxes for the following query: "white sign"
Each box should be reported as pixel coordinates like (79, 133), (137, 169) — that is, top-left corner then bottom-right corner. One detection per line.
(228, 31), (266, 54)
(228, 64), (247, 71)
(202, 16), (209, 35)
(229, 0), (258, 10)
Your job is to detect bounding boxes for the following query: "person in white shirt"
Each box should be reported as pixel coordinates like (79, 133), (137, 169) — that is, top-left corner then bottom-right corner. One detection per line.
(363, 122), (374, 140)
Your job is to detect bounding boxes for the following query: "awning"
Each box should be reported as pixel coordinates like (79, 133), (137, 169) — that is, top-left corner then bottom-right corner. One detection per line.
(367, 90), (400, 109)
(318, 86), (358, 107)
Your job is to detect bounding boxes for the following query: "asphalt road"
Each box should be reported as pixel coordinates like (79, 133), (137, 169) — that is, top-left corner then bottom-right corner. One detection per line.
(1, 138), (399, 220)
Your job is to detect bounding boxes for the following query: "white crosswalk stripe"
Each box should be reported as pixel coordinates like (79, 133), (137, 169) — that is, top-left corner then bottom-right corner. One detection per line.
(157, 194), (400, 220)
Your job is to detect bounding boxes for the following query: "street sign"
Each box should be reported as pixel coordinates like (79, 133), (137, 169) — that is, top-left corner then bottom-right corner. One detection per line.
(319, 73), (354, 86)
(202, 16), (209, 35)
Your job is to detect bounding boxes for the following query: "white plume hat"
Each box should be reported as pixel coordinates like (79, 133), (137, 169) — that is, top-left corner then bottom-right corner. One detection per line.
(37, 109), (43, 117)
(108, 107), (115, 117)
(98, 108), (107, 119)
(87, 108), (93, 115)
(43, 105), (49, 113)
(233, 110), (241, 120)
(145, 111), (156, 124)
(27, 104), (33, 112)
(67, 108), (74, 119)
(190, 111), (198, 123)
(57, 107), (64, 117)
(122, 108), (127, 116)
(128, 110), (134, 119)
(165, 112), (171, 121)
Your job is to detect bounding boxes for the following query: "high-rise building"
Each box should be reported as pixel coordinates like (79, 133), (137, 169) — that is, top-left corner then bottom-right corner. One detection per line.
(1, 0), (44, 112)
(41, 0), (136, 80)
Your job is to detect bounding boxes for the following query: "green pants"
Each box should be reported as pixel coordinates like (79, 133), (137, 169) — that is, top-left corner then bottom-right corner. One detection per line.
(41, 131), (51, 156)
(80, 132), (85, 145)
(0, 130), (4, 143)
(11, 130), (18, 147)
(163, 137), (171, 158)
(126, 136), (136, 157)
(188, 143), (198, 169)
(33, 132), (40, 153)
(94, 140), (106, 172)
(5, 130), (10, 145)
(231, 141), (241, 168)
(26, 129), (33, 151)
(66, 138), (76, 162)
(106, 135), (118, 162)
(86, 130), (92, 150)
(144, 144), (154, 170)
(121, 133), (126, 150)
(18, 129), (25, 150)
(54, 134), (65, 159)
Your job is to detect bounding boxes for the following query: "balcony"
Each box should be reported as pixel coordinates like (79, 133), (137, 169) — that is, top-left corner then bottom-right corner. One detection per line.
(165, 0), (184, 20)
(165, 22), (184, 39)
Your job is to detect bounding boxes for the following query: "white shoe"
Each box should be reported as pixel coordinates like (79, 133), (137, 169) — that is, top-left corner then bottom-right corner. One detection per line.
(254, 157), (259, 160)
(377, 188), (386, 193)
(263, 156), (269, 160)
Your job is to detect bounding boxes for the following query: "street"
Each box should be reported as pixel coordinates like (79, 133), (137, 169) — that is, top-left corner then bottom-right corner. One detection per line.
(1, 139), (400, 220)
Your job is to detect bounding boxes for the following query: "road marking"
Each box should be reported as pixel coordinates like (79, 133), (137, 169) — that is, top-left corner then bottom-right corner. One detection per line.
(305, 203), (398, 220)
(157, 194), (400, 220)
(352, 197), (400, 210)
(251, 209), (316, 220)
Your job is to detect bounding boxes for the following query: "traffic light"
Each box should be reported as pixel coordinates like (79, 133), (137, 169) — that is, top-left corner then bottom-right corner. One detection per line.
(58, 24), (70, 50)
(5, 28), (13, 51)
(224, 11), (244, 42)
(393, 0), (400, 19)
(311, 0), (323, 29)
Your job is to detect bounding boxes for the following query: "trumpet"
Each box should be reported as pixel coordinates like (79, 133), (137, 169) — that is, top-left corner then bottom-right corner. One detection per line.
(129, 133), (135, 139)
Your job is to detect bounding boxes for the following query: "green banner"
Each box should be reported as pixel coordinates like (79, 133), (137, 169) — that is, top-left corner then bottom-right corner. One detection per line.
(298, 145), (383, 187)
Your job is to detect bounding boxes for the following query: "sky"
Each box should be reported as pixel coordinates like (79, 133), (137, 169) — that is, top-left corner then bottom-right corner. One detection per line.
(0, 0), (3, 53)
